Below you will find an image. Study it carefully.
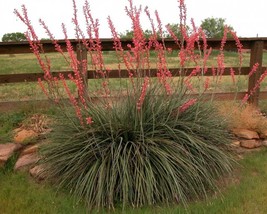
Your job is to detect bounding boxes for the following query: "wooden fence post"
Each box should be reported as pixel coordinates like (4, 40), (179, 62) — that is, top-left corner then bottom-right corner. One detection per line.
(76, 43), (88, 99)
(248, 40), (264, 106)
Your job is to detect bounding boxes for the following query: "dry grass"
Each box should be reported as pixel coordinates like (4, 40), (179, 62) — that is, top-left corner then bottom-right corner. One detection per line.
(19, 113), (52, 134)
(218, 102), (267, 133)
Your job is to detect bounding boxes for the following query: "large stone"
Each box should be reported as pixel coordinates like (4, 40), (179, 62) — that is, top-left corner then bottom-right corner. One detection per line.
(29, 165), (45, 180)
(240, 140), (261, 149)
(20, 144), (39, 156)
(0, 143), (22, 167)
(14, 129), (38, 144)
(262, 140), (267, 147)
(14, 153), (39, 171)
(232, 129), (259, 140)
(259, 130), (267, 139)
(231, 141), (240, 147)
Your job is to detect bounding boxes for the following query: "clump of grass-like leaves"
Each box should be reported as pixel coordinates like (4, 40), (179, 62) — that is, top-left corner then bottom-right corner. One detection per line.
(16, 0), (237, 210)
(40, 86), (234, 209)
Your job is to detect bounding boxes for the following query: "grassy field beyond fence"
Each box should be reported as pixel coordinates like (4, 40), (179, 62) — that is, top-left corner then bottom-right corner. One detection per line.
(1, 50), (267, 102)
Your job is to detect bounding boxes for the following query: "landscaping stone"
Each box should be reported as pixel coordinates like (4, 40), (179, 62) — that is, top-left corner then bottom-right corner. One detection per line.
(20, 144), (39, 156)
(13, 129), (38, 144)
(30, 165), (45, 180)
(262, 140), (267, 147)
(259, 130), (267, 139)
(240, 140), (261, 149)
(231, 141), (240, 147)
(14, 153), (39, 171)
(232, 129), (259, 140)
(5, 118), (266, 183)
(0, 143), (22, 167)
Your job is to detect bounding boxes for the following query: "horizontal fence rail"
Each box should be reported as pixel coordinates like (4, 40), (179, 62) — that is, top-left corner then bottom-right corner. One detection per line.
(0, 67), (251, 84)
(1, 38), (267, 54)
(1, 38), (267, 109)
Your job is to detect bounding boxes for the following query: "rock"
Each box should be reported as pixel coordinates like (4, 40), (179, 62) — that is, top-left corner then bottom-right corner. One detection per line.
(14, 129), (38, 144)
(262, 140), (267, 147)
(259, 130), (267, 139)
(240, 140), (261, 149)
(29, 165), (45, 180)
(0, 143), (22, 167)
(20, 144), (39, 156)
(14, 153), (39, 171)
(231, 141), (240, 147)
(232, 129), (259, 140)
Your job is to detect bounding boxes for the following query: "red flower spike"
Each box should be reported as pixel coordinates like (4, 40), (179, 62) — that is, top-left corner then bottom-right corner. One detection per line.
(86, 117), (93, 125)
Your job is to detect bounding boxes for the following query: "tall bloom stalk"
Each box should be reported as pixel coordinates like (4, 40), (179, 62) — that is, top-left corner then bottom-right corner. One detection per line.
(14, 0), (257, 210)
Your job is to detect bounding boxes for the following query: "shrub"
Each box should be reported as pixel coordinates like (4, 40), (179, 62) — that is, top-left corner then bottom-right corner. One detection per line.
(40, 87), (234, 208)
(218, 102), (267, 133)
(15, 0), (238, 210)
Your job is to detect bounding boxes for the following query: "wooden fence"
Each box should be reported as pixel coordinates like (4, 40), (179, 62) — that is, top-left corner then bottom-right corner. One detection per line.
(0, 38), (267, 109)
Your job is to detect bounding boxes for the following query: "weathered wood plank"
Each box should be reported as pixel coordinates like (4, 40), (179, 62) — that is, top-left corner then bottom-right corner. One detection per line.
(0, 67), (251, 84)
(248, 40), (264, 105)
(1, 38), (267, 105)
(2, 91), (267, 112)
(1, 38), (267, 55)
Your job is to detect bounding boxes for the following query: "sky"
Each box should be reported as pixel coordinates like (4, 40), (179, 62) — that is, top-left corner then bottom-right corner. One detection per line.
(0, 0), (266, 41)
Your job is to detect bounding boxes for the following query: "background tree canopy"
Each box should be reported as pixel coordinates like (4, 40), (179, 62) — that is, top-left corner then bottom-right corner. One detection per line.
(119, 24), (189, 39)
(2, 32), (27, 42)
(119, 29), (154, 39)
(119, 17), (234, 39)
(200, 17), (234, 38)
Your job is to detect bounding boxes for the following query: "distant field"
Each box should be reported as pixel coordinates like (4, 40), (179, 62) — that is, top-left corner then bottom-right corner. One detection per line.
(0, 50), (267, 102)
(0, 50), (256, 74)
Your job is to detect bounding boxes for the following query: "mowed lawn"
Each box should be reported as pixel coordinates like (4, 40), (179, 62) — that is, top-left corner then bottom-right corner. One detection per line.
(1, 146), (267, 213)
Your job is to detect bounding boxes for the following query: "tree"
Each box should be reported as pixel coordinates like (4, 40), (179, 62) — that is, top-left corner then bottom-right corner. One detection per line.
(165, 23), (191, 39)
(119, 30), (134, 39)
(120, 24), (192, 40)
(119, 29), (154, 39)
(200, 17), (234, 38)
(2, 32), (27, 42)
(41, 38), (50, 41)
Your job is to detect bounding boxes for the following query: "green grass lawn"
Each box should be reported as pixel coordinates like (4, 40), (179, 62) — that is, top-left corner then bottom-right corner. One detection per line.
(1, 147), (267, 213)
(0, 50), (254, 75)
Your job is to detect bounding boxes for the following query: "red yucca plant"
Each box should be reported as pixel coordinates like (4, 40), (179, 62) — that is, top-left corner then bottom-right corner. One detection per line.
(14, 0), (264, 210)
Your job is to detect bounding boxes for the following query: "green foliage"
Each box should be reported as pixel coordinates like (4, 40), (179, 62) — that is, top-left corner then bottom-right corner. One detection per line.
(14, 0), (239, 211)
(1, 32), (27, 42)
(0, 172), (87, 214)
(165, 23), (191, 39)
(119, 29), (154, 39)
(0, 111), (27, 143)
(0, 152), (19, 173)
(40, 38), (50, 41)
(39, 86), (234, 209)
(200, 17), (234, 38)
(2, 149), (267, 213)
(119, 24), (191, 39)
(119, 30), (134, 38)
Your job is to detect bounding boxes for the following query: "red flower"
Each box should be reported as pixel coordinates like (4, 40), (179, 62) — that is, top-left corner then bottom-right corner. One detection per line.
(86, 117), (93, 125)
(179, 98), (197, 113)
